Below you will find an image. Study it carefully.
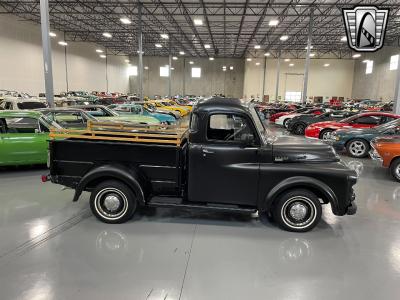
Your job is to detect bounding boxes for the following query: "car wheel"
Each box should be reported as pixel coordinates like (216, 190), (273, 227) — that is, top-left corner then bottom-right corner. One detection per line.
(390, 158), (400, 182)
(90, 180), (137, 224)
(294, 123), (306, 135)
(319, 129), (333, 141)
(272, 189), (322, 232)
(346, 139), (369, 158)
(283, 118), (290, 128)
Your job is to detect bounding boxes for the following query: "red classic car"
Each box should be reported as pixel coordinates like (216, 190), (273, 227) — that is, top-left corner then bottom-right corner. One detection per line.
(305, 112), (400, 140)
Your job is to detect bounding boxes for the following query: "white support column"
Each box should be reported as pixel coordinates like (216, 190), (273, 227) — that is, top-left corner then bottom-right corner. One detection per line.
(262, 57), (267, 102)
(394, 59), (400, 114)
(302, 8), (314, 104)
(275, 51), (281, 101)
(39, 0), (54, 107)
(138, 2), (144, 100)
(168, 46), (172, 98)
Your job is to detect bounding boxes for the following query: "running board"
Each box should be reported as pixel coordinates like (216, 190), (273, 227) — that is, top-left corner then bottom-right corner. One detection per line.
(148, 197), (257, 213)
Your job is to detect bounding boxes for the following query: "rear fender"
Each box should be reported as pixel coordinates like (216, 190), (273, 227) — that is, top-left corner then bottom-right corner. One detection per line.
(72, 164), (145, 205)
(262, 176), (339, 214)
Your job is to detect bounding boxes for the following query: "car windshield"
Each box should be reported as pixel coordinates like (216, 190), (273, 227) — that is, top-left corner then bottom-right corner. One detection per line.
(249, 104), (270, 145)
(376, 118), (400, 133)
(339, 114), (360, 123)
(17, 102), (47, 109)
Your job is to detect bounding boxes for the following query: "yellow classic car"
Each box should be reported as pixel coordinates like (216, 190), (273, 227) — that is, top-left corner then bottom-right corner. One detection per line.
(147, 100), (190, 117)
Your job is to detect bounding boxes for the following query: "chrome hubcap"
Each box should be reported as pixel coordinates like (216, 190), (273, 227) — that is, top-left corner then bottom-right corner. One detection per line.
(104, 195), (121, 212)
(289, 203), (308, 220)
(322, 131), (331, 140)
(395, 164), (400, 178)
(349, 141), (366, 156)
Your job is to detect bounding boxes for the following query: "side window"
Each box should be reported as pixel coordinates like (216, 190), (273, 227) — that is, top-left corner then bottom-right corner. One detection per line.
(53, 112), (85, 128)
(353, 116), (380, 125)
(207, 114), (255, 142)
(4, 102), (12, 110)
(6, 117), (39, 133)
(381, 116), (397, 124)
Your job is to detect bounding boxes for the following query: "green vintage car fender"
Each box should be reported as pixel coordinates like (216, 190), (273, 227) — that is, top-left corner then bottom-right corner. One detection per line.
(0, 110), (57, 166)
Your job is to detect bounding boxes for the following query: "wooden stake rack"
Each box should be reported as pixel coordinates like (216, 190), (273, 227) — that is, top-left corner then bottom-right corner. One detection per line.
(49, 121), (188, 146)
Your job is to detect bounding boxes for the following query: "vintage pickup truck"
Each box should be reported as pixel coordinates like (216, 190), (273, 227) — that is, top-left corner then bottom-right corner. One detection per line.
(46, 97), (357, 232)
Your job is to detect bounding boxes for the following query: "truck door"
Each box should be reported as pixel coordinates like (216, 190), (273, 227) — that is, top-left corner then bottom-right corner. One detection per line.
(188, 113), (259, 206)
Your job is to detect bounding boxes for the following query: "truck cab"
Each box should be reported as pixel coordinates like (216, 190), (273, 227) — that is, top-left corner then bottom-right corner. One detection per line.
(47, 97), (357, 232)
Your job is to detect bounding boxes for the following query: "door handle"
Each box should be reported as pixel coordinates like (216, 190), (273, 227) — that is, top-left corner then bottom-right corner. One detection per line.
(202, 149), (215, 155)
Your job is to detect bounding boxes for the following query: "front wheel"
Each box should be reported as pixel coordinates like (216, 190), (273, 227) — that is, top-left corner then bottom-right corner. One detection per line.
(272, 189), (322, 232)
(346, 139), (369, 158)
(390, 158), (400, 182)
(319, 129), (333, 141)
(293, 123), (306, 135)
(90, 180), (137, 224)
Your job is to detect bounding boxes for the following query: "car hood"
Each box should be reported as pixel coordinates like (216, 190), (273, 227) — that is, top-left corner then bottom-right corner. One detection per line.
(372, 136), (400, 144)
(271, 136), (339, 163)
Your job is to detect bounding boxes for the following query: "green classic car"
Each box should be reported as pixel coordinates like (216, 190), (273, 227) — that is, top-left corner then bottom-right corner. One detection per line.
(0, 110), (61, 166)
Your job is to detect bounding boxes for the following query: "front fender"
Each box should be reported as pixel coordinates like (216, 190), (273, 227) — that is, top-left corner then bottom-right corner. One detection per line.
(263, 176), (339, 214)
(72, 164), (145, 205)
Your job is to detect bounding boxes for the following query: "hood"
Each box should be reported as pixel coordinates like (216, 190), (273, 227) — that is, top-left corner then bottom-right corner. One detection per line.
(372, 136), (400, 144)
(272, 136), (339, 163)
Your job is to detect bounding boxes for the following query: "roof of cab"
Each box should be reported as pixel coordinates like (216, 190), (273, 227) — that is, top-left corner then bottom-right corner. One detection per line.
(193, 97), (247, 114)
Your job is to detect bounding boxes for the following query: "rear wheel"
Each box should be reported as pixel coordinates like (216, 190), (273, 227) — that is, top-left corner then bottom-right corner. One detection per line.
(272, 189), (322, 232)
(293, 123), (306, 135)
(346, 139), (369, 158)
(390, 158), (400, 182)
(90, 180), (137, 224)
(319, 129), (333, 141)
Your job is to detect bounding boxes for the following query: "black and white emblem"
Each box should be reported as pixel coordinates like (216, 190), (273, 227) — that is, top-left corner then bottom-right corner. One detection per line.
(343, 6), (389, 52)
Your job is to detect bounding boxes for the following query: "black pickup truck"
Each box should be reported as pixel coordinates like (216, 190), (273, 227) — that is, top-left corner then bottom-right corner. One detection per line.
(47, 97), (357, 232)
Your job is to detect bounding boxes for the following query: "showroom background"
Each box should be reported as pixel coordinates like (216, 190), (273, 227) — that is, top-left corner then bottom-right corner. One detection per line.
(0, 13), (398, 101)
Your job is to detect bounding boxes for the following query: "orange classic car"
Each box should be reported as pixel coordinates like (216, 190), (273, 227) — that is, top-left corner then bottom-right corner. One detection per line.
(370, 136), (400, 182)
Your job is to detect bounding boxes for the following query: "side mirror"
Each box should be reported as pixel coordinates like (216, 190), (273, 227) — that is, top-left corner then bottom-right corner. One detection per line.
(241, 133), (255, 146)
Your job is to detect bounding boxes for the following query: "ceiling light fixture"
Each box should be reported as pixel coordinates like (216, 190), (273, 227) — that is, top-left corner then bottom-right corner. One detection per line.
(204, 44), (211, 49)
(246, 58), (252, 61)
(172, 56), (178, 60)
(230, 66), (233, 70)
(209, 57), (214, 61)
(254, 45), (261, 49)
(194, 19), (203, 26)
(49, 32), (56, 37)
(255, 62), (260, 66)
(102, 32), (112, 38)
(125, 59), (130, 63)
(120, 18), (131, 24)
(324, 63), (330, 67)
(352, 54), (361, 58)
(289, 63), (294, 67)
(144, 66), (149, 70)
(155, 43), (162, 48)
(269, 19), (279, 26)
(264, 52), (271, 57)
(280, 35), (289, 41)
(58, 41), (68, 46)
(309, 53), (316, 57)
(160, 33), (169, 39)
(100, 54), (106, 58)
(284, 58), (290, 62)
(341, 36), (347, 42)
(179, 51), (185, 55)
(305, 45), (314, 49)
(189, 61), (194, 64)
(96, 49), (103, 53)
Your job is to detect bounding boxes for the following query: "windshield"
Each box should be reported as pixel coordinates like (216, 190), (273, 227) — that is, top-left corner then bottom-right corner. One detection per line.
(17, 102), (47, 109)
(249, 104), (270, 144)
(376, 118), (400, 133)
(339, 114), (359, 123)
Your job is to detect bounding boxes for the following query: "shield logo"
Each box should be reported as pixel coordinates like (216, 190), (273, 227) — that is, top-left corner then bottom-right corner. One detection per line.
(343, 6), (389, 52)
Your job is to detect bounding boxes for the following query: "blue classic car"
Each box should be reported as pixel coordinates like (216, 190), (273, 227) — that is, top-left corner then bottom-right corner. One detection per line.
(109, 103), (176, 124)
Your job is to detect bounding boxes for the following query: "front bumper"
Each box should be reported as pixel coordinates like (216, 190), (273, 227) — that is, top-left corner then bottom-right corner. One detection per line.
(369, 148), (383, 165)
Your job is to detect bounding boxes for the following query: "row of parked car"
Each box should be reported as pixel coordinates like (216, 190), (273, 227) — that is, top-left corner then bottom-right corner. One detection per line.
(264, 104), (400, 182)
(0, 92), (199, 167)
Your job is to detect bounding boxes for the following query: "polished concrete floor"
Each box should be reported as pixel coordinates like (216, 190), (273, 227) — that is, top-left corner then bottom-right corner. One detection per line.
(1, 128), (400, 300)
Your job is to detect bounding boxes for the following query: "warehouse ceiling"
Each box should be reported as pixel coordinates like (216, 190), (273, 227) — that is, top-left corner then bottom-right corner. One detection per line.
(1, 0), (400, 59)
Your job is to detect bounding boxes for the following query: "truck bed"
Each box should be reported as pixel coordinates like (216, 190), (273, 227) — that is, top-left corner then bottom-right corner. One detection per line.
(49, 138), (187, 196)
